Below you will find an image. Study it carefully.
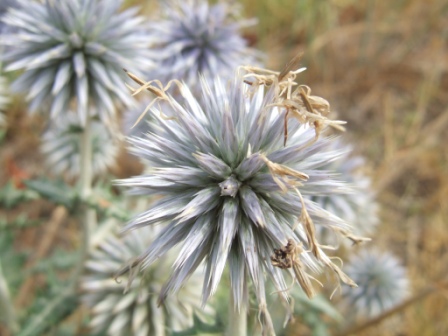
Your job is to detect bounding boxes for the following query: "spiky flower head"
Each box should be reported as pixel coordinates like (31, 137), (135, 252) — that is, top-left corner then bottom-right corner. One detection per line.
(147, 0), (259, 91)
(41, 112), (119, 178)
(1, 0), (153, 125)
(310, 140), (378, 246)
(118, 66), (357, 335)
(342, 249), (409, 318)
(81, 225), (213, 336)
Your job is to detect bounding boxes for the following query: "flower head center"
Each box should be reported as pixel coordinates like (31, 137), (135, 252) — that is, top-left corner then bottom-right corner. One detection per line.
(219, 175), (241, 198)
(69, 32), (84, 49)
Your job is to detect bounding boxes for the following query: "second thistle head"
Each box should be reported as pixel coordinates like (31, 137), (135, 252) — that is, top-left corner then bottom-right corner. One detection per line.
(1, 0), (153, 125)
(147, 0), (260, 91)
(82, 225), (214, 335)
(342, 248), (409, 318)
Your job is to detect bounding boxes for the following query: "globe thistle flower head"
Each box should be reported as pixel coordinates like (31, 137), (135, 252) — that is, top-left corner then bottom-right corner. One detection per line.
(82, 225), (213, 336)
(1, 0), (153, 125)
(118, 66), (357, 335)
(310, 140), (379, 247)
(342, 249), (409, 318)
(41, 111), (119, 178)
(147, 0), (260, 92)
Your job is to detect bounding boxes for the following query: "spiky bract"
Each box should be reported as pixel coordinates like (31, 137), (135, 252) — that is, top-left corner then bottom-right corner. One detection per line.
(81, 226), (212, 336)
(1, 0), (153, 125)
(41, 112), (118, 178)
(0, 0), (16, 34)
(147, 0), (259, 90)
(342, 249), (409, 317)
(310, 140), (378, 246)
(118, 74), (356, 334)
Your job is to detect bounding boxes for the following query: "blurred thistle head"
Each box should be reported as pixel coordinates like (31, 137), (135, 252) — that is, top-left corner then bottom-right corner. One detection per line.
(81, 225), (213, 336)
(41, 112), (119, 178)
(1, 0), (153, 125)
(310, 140), (378, 247)
(342, 248), (409, 318)
(118, 65), (358, 334)
(147, 0), (260, 91)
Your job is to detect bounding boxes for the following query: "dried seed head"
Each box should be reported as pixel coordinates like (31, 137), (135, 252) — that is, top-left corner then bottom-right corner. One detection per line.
(241, 59), (346, 145)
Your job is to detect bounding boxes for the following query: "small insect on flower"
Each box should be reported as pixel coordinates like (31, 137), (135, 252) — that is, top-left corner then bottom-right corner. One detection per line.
(242, 53), (346, 146)
(271, 239), (315, 298)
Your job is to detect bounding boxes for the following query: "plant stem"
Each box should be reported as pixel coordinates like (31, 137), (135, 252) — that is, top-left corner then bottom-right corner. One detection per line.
(75, 114), (97, 282)
(227, 292), (247, 336)
(80, 115), (97, 234)
(18, 114), (98, 336)
(0, 260), (18, 334)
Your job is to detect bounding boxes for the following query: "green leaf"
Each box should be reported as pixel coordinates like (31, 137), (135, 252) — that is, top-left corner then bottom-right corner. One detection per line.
(87, 182), (131, 221)
(24, 178), (78, 209)
(172, 314), (224, 336)
(0, 181), (39, 208)
(293, 291), (343, 322)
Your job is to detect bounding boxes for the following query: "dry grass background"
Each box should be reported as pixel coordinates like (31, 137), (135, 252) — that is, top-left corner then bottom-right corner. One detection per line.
(1, 0), (447, 335)
(237, 0), (448, 335)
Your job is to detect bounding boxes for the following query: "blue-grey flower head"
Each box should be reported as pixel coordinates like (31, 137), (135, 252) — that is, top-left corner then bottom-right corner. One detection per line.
(310, 140), (379, 246)
(41, 112), (119, 178)
(1, 0), (153, 125)
(342, 249), (409, 318)
(81, 225), (213, 336)
(118, 71), (358, 334)
(147, 0), (259, 91)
